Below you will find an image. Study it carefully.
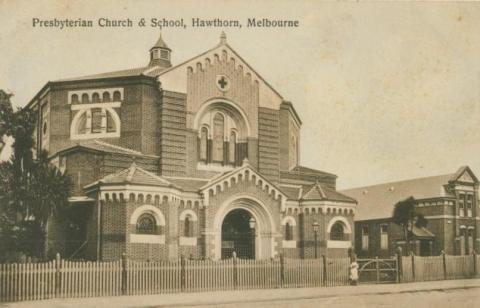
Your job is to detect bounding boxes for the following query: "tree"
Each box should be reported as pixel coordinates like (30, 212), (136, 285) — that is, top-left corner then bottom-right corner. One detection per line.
(392, 196), (428, 255)
(0, 90), (71, 260)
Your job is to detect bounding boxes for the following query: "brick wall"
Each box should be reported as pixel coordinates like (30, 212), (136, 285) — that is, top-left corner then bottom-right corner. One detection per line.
(258, 108), (280, 183)
(159, 91), (187, 176)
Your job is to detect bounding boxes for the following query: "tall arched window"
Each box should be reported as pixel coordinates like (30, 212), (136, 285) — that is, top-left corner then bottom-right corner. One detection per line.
(330, 222), (345, 241)
(184, 216), (192, 237)
(229, 131), (236, 164)
(136, 213), (156, 234)
(200, 127), (208, 161)
(212, 113), (224, 162)
(285, 222), (293, 241)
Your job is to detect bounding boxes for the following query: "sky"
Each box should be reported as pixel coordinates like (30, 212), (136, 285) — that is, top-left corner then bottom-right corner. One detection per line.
(1, 0), (479, 189)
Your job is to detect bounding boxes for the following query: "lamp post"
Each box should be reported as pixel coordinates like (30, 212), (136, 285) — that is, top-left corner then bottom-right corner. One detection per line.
(249, 217), (256, 259)
(312, 221), (319, 259)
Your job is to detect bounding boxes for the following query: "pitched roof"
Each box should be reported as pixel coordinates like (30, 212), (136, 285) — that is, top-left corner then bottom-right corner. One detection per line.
(84, 162), (175, 189)
(55, 67), (150, 82)
(341, 172), (458, 221)
(412, 226), (435, 238)
(279, 182), (356, 203)
(164, 177), (210, 192)
(302, 182), (326, 200)
(55, 140), (158, 158)
(288, 165), (337, 178)
(151, 33), (170, 50)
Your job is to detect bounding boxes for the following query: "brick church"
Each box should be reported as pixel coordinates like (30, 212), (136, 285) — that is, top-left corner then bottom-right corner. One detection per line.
(27, 33), (356, 261)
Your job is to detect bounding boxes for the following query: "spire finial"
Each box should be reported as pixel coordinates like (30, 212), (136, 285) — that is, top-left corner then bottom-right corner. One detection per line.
(220, 31), (227, 44)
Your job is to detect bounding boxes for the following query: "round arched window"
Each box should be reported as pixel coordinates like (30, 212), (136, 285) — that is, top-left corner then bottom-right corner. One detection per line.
(136, 213), (156, 234)
(330, 222), (345, 241)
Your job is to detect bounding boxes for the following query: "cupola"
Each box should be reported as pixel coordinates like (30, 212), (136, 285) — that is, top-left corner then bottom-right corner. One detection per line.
(148, 33), (172, 69)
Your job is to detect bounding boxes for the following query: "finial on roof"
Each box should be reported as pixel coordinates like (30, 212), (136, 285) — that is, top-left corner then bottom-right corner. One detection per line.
(220, 31), (227, 45)
(242, 157), (249, 166)
(151, 31), (171, 51)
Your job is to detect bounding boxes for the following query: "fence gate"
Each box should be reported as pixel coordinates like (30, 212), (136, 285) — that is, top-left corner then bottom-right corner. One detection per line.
(357, 258), (398, 284)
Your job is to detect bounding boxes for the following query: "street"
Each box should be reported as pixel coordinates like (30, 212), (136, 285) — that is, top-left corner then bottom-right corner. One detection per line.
(176, 287), (479, 308)
(2, 279), (479, 308)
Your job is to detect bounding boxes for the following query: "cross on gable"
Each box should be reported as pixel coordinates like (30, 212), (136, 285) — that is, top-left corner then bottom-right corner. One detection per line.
(216, 75), (230, 91)
(218, 76), (228, 89)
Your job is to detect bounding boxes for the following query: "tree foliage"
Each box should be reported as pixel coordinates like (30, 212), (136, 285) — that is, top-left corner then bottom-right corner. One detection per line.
(392, 196), (428, 255)
(0, 90), (71, 260)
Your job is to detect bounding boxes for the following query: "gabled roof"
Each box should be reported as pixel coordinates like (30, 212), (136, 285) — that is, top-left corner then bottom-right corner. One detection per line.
(302, 182), (326, 200)
(450, 166), (479, 184)
(84, 162), (176, 189)
(54, 140), (158, 158)
(279, 181), (356, 203)
(200, 159), (287, 200)
(341, 167), (477, 221)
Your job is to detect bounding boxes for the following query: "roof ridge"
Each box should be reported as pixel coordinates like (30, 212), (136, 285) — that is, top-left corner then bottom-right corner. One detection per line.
(342, 173), (454, 192)
(93, 140), (144, 156)
(134, 165), (176, 186)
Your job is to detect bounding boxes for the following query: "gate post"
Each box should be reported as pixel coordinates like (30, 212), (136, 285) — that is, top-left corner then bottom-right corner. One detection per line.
(279, 253), (285, 287)
(181, 255), (186, 292)
(121, 253), (127, 295)
(232, 251), (238, 289)
(396, 247), (403, 283)
(442, 250), (447, 280)
(55, 253), (61, 297)
(473, 252), (477, 277)
(375, 256), (380, 283)
(322, 255), (327, 286)
(411, 252), (415, 281)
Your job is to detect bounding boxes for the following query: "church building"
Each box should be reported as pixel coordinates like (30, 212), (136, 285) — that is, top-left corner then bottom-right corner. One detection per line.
(26, 33), (356, 261)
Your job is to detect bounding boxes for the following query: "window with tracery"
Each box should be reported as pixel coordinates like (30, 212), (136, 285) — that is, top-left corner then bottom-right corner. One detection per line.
(136, 213), (156, 234)
(330, 222), (345, 241)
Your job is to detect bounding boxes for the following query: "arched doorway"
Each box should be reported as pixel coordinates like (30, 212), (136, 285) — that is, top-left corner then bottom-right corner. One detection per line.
(213, 195), (277, 260)
(221, 209), (255, 259)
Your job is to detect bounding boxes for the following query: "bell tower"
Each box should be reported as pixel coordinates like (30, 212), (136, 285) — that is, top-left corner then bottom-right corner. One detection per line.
(148, 32), (172, 70)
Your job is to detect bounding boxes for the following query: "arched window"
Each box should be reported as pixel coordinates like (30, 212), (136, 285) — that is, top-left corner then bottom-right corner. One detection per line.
(330, 222), (345, 241)
(102, 92), (111, 102)
(92, 93), (100, 103)
(184, 216), (193, 237)
(81, 93), (89, 104)
(113, 91), (121, 101)
(136, 213), (156, 234)
(229, 131), (236, 164)
(200, 127), (208, 161)
(285, 222), (293, 241)
(71, 94), (79, 104)
(212, 113), (224, 162)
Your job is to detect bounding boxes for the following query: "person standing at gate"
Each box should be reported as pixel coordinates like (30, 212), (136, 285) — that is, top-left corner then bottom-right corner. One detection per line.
(350, 255), (359, 286)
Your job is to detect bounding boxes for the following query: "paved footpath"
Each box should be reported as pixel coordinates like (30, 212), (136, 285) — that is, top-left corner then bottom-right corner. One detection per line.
(2, 279), (480, 308)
